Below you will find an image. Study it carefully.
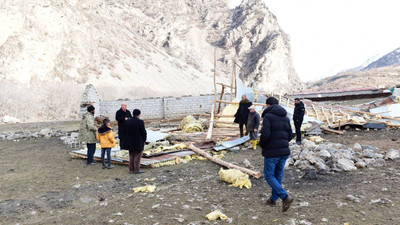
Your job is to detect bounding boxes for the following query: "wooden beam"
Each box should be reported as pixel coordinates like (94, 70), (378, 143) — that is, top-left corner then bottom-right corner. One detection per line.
(217, 86), (225, 114)
(217, 83), (234, 89)
(216, 100), (267, 107)
(189, 144), (261, 179)
(321, 126), (344, 135)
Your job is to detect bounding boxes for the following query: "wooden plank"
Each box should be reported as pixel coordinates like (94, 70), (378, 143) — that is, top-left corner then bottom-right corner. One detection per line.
(311, 103), (320, 121)
(216, 100), (267, 107)
(217, 86), (225, 114)
(189, 144), (261, 178)
(320, 126), (344, 135)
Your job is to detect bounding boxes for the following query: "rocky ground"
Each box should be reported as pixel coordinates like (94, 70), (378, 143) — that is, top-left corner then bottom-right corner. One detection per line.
(1, 121), (400, 224)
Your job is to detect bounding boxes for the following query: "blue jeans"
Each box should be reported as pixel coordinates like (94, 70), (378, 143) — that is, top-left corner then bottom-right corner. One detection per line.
(264, 156), (289, 201)
(86, 143), (96, 164)
(101, 148), (111, 166)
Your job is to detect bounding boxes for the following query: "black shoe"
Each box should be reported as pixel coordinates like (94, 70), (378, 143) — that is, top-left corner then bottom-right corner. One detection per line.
(296, 141), (301, 145)
(266, 198), (276, 207)
(88, 162), (96, 166)
(107, 165), (114, 169)
(133, 171), (145, 174)
(282, 195), (294, 212)
(102, 165), (107, 169)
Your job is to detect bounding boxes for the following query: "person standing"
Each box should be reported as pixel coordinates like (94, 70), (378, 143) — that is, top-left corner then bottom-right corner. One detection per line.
(293, 98), (305, 145)
(115, 102), (132, 149)
(234, 94), (252, 137)
(79, 105), (97, 165)
(122, 109), (147, 174)
(97, 119), (116, 169)
(259, 97), (294, 212)
(247, 105), (260, 150)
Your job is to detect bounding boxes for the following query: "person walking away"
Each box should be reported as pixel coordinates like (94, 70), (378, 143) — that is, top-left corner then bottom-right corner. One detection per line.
(259, 97), (294, 212)
(247, 105), (260, 150)
(234, 94), (252, 137)
(79, 105), (97, 165)
(293, 98), (305, 145)
(115, 102), (132, 149)
(122, 109), (147, 174)
(96, 118), (116, 169)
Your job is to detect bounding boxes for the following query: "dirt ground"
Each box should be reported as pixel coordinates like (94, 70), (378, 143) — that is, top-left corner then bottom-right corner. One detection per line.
(1, 122), (400, 225)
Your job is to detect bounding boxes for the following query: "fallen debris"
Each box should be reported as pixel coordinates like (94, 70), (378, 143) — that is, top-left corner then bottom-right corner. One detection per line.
(205, 210), (228, 221)
(219, 168), (252, 189)
(189, 144), (261, 178)
(132, 185), (156, 193)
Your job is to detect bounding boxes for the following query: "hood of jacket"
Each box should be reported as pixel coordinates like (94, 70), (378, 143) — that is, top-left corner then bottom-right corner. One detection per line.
(82, 111), (93, 119)
(263, 104), (287, 117)
(98, 125), (112, 135)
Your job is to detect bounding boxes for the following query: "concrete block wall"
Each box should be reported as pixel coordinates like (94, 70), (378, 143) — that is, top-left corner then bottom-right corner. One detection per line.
(81, 84), (234, 120)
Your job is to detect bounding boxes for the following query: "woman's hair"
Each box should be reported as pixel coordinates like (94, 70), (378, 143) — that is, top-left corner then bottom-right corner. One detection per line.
(103, 118), (110, 126)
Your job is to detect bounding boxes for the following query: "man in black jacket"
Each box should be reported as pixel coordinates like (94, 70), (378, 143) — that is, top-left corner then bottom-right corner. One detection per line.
(122, 109), (147, 174)
(259, 97), (294, 212)
(293, 98), (305, 145)
(234, 94), (252, 137)
(115, 102), (132, 149)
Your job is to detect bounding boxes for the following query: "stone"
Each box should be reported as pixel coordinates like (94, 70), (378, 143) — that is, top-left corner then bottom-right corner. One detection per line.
(373, 159), (386, 167)
(303, 140), (317, 150)
(363, 158), (375, 165)
(315, 161), (330, 171)
(305, 154), (318, 165)
(39, 128), (52, 137)
(316, 149), (331, 160)
(243, 159), (253, 169)
(346, 195), (360, 203)
(337, 158), (357, 171)
(385, 149), (400, 160)
(302, 170), (317, 180)
(355, 162), (367, 168)
(2, 115), (20, 124)
(297, 160), (311, 170)
(299, 149), (310, 160)
(362, 149), (375, 158)
(353, 143), (362, 152)
(362, 145), (379, 152)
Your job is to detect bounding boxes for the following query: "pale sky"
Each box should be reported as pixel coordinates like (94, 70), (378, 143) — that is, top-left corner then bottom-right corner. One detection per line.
(230, 0), (400, 81)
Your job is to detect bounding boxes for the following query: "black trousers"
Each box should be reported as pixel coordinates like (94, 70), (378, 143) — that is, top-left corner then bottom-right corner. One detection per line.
(86, 143), (96, 164)
(294, 120), (303, 142)
(239, 123), (248, 137)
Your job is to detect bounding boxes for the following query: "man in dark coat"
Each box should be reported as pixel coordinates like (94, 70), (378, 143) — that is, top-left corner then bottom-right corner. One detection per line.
(293, 98), (305, 145)
(247, 105), (260, 150)
(259, 97), (294, 212)
(122, 109), (147, 174)
(115, 102), (132, 149)
(234, 94), (252, 137)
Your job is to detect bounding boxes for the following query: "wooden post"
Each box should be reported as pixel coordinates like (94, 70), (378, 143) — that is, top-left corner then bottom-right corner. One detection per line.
(231, 58), (234, 101)
(217, 86), (225, 114)
(286, 98), (290, 107)
(207, 48), (217, 141)
(189, 144), (261, 178)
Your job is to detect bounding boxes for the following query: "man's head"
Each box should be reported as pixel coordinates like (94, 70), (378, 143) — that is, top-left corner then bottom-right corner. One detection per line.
(121, 102), (127, 111)
(87, 105), (95, 115)
(241, 94), (247, 101)
(294, 98), (301, 105)
(248, 105), (256, 113)
(265, 97), (279, 107)
(103, 118), (110, 127)
(133, 109), (141, 118)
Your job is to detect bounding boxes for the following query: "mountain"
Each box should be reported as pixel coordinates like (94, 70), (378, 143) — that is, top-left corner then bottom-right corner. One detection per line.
(363, 47), (400, 70)
(0, 0), (300, 122)
(307, 46), (400, 91)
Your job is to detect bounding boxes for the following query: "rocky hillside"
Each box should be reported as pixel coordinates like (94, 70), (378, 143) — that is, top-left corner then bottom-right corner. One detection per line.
(307, 66), (400, 91)
(307, 46), (400, 91)
(0, 0), (300, 122)
(363, 47), (400, 70)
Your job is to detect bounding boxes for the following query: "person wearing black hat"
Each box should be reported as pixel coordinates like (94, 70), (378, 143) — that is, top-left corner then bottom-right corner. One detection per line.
(115, 102), (132, 149)
(122, 109), (147, 174)
(234, 94), (252, 137)
(78, 105), (98, 165)
(259, 97), (294, 212)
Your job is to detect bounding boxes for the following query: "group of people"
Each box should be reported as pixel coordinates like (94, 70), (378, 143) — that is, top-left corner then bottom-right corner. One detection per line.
(79, 96), (305, 212)
(234, 95), (305, 212)
(78, 103), (147, 174)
